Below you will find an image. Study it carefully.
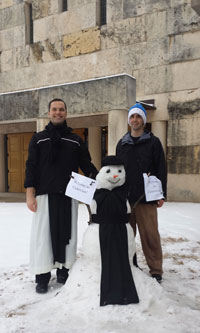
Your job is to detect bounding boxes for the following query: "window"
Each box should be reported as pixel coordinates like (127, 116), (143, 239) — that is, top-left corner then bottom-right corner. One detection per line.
(25, 2), (33, 44)
(62, 0), (68, 12)
(100, 0), (107, 25)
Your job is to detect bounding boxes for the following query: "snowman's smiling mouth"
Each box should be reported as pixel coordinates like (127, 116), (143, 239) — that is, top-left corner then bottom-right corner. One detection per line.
(108, 179), (120, 184)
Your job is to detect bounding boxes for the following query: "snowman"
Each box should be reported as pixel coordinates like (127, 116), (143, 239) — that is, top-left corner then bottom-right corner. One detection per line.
(90, 155), (139, 306)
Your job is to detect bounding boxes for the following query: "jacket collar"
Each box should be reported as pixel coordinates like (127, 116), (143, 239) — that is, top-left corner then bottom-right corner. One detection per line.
(121, 131), (151, 145)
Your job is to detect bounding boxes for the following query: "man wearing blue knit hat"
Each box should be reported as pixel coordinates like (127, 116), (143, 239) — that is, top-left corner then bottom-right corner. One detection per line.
(116, 102), (167, 283)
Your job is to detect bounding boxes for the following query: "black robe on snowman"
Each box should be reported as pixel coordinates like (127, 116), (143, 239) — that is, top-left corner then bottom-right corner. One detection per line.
(91, 156), (139, 306)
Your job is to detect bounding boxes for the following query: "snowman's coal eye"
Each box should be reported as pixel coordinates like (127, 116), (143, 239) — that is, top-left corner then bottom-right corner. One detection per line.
(118, 169), (122, 173)
(106, 169), (111, 173)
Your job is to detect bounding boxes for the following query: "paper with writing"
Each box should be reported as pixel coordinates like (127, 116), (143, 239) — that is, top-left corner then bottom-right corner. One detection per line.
(65, 172), (97, 205)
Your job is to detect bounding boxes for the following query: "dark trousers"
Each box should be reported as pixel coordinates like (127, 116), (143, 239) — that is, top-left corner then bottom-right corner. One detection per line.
(36, 266), (69, 284)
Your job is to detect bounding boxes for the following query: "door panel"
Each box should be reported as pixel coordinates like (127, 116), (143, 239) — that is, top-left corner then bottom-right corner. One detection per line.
(7, 133), (34, 193)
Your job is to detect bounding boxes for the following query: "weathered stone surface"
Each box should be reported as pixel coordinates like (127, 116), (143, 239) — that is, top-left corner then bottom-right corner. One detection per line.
(32, 0), (49, 20)
(42, 38), (62, 62)
(38, 74), (135, 116)
(171, 59), (200, 91)
(107, 0), (123, 23)
(123, 0), (191, 18)
(123, 0), (169, 18)
(0, 3), (24, 30)
(166, 4), (200, 36)
(68, 0), (97, 9)
(0, 0), (22, 10)
(30, 42), (44, 63)
(34, 4), (97, 42)
(63, 27), (100, 58)
(13, 45), (30, 69)
(0, 25), (25, 51)
(101, 16), (147, 50)
(167, 146), (200, 174)
(168, 98), (200, 120)
(191, 0), (200, 15)
(168, 115), (200, 144)
(168, 30), (200, 64)
(167, 174), (200, 202)
(0, 90), (39, 121)
(0, 74), (135, 120)
(0, 47), (122, 92)
(0, 49), (13, 72)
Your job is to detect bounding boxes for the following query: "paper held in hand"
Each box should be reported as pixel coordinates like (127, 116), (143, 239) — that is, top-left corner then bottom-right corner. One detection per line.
(143, 173), (164, 202)
(65, 172), (97, 205)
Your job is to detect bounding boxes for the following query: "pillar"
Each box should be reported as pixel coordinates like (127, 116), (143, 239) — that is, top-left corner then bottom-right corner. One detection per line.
(108, 110), (128, 155)
(37, 118), (49, 132)
(0, 134), (6, 192)
(88, 127), (101, 170)
(151, 121), (167, 155)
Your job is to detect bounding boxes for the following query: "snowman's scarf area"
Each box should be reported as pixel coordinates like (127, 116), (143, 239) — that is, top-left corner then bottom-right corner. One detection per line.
(92, 186), (130, 224)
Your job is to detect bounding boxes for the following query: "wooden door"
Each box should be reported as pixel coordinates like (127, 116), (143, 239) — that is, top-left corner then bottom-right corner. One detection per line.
(7, 133), (34, 192)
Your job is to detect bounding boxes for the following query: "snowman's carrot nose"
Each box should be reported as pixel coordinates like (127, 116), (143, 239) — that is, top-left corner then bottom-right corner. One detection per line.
(113, 175), (118, 178)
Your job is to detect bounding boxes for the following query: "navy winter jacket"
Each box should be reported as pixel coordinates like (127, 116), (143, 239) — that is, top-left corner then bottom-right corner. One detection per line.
(116, 131), (167, 204)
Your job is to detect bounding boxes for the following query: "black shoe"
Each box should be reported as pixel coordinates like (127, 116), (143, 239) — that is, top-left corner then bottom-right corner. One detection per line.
(36, 283), (48, 294)
(151, 274), (162, 283)
(57, 275), (68, 284)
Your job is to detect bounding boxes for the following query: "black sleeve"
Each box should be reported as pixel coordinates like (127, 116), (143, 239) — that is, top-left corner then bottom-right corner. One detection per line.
(153, 138), (167, 199)
(24, 134), (38, 188)
(78, 140), (98, 179)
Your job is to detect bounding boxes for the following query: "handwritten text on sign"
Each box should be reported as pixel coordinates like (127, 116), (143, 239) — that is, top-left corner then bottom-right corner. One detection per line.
(65, 172), (97, 205)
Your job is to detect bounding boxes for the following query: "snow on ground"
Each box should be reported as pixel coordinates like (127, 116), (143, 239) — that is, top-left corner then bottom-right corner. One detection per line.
(0, 202), (200, 333)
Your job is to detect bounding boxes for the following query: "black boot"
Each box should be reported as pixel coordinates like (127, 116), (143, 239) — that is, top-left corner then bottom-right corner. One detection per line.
(56, 267), (69, 284)
(35, 272), (51, 293)
(36, 283), (48, 293)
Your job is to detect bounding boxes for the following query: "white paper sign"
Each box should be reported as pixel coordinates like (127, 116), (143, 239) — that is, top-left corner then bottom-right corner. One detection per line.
(65, 172), (97, 205)
(143, 173), (164, 202)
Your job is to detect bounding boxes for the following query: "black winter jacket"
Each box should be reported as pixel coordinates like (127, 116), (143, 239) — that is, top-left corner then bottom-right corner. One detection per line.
(116, 131), (167, 204)
(24, 121), (97, 196)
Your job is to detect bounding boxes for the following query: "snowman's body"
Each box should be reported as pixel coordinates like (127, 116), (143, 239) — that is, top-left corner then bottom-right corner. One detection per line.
(90, 158), (139, 306)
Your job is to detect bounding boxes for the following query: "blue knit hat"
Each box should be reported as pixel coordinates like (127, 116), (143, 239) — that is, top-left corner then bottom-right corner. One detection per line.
(128, 103), (147, 125)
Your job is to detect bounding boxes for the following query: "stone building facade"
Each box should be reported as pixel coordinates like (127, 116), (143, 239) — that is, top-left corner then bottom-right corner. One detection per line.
(0, 0), (200, 201)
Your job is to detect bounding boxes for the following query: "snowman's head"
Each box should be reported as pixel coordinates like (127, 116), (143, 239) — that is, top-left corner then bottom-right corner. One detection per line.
(96, 156), (126, 190)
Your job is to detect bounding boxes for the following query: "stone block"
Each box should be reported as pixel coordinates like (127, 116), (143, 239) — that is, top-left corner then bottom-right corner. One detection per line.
(32, 0), (49, 20)
(101, 16), (146, 50)
(168, 117), (200, 147)
(42, 38), (62, 62)
(0, 0), (22, 10)
(168, 144), (199, 175)
(107, 0), (123, 23)
(68, 0), (97, 9)
(63, 27), (100, 58)
(123, 0), (169, 19)
(13, 45), (30, 69)
(171, 59), (200, 91)
(167, 174), (200, 202)
(34, 4), (97, 42)
(191, 0), (200, 15)
(167, 4), (200, 36)
(168, 30), (200, 63)
(0, 2), (24, 30)
(0, 49), (13, 72)
(0, 90), (39, 121)
(145, 10), (167, 40)
(0, 25), (25, 51)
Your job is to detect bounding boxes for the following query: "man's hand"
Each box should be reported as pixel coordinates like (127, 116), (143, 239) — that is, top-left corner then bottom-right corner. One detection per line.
(26, 187), (37, 212)
(157, 199), (165, 208)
